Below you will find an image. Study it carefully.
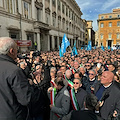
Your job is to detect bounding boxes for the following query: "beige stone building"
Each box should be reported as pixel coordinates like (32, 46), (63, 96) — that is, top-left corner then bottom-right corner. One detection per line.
(97, 8), (120, 47)
(95, 30), (99, 46)
(0, 0), (86, 52)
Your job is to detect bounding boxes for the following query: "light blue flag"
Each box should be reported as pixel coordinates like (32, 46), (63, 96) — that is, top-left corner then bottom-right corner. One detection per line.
(87, 40), (92, 51)
(101, 45), (105, 51)
(111, 47), (113, 51)
(71, 41), (78, 56)
(108, 46), (110, 50)
(59, 45), (63, 58)
(81, 47), (83, 50)
(61, 34), (70, 54)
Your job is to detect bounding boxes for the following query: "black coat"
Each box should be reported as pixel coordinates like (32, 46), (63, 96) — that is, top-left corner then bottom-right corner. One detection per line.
(0, 55), (31, 120)
(94, 81), (120, 120)
(71, 110), (103, 120)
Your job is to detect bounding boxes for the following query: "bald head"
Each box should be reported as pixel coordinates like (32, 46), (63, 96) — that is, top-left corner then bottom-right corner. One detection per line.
(101, 71), (114, 86)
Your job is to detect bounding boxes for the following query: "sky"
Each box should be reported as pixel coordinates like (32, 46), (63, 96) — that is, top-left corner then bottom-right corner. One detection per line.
(75, 0), (120, 31)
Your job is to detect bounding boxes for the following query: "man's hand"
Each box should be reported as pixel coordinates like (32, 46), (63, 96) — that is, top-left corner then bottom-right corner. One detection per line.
(95, 101), (104, 111)
(48, 87), (53, 93)
(50, 104), (53, 109)
(113, 110), (118, 117)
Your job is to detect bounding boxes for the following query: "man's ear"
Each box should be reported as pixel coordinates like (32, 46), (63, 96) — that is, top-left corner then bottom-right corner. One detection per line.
(9, 48), (14, 55)
(80, 83), (82, 87)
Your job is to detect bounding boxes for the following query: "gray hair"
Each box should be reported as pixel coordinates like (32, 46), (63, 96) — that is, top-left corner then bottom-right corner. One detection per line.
(65, 69), (72, 76)
(50, 67), (56, 73)
(79, 66), (86, 71)
(0, 37), (16, 55)
(89, 69), (96, 75)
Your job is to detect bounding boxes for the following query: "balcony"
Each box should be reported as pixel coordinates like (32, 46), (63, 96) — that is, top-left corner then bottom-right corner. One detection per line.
(34, 21), (51, 31)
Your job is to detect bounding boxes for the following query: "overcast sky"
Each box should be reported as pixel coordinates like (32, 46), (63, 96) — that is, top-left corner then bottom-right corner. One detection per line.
(75, 0), (120, 31)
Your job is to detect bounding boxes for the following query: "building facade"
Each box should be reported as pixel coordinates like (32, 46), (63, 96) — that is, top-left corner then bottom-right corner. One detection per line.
(85, 20), (95, 46)
(97, 8), (120, 47)
(95, 30), (99, 46)
(0, 0), (86, 52)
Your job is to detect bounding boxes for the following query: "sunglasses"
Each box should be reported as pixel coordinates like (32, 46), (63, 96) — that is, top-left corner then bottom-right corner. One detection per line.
(89, 73), (94, 75)
(85, 65), (90, 67)
(73, 82), (79, 84)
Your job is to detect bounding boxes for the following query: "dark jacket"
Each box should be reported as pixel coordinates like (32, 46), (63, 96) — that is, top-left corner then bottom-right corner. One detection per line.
(0, 55), (31, 120)
(94, 81), (120, 120)
(71, 110), (103, 120)
(75, 88), (87, 110)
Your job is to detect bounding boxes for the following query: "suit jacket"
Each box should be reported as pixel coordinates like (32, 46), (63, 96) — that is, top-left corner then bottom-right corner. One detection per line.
(75, 88), (87, 109)
(94, 81), (120, 120)
(71, 110), (103, 120)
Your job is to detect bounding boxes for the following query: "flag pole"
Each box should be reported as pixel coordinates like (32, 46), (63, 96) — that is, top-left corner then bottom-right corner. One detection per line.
(69, 46), (72, 52)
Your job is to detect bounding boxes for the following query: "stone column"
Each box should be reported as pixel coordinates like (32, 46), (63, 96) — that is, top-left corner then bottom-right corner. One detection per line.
(37, 32), (41, 51)
(50, 0), (52, 26)
(32, 0), (35, 20)
(52, 36), (55, 50)
(42, 0), (45, 22)
(57, 36), (60, 48)
(48, 35), (50, 51)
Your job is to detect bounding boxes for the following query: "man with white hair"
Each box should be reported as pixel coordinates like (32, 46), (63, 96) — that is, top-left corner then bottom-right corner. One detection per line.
(0, 37), (31, 120)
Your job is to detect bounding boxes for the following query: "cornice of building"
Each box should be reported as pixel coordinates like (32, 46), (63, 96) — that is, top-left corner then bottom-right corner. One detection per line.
(97, 17), (120, 22)
(62, 0), (82, 16)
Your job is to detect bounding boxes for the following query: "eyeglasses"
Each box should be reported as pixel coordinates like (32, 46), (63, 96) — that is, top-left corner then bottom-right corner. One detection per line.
(85, 65), (90, 67)
(89, 73), (94, 75)
(73, 82), (79, 84)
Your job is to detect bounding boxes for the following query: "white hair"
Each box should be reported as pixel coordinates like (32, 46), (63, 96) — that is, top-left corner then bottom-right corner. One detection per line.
(50, 67), (56, 73)
(0, 37), (16, 55)
(79, 66), (86, 71)
(65, 69), (72, 76)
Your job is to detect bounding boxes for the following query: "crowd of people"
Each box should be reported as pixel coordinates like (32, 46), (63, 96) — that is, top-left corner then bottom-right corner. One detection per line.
(0, 37), (120, 120)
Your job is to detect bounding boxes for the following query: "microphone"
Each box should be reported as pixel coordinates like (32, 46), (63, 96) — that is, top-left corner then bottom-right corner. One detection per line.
(100, 92), (109, 101)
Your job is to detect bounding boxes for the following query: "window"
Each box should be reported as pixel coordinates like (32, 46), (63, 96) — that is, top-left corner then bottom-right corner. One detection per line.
(62, 21), (65, 30)
(100, 23), (104, 28)
(52, 0), (56, 7)
(109, 16), (112, 18)
(109, 22), (112, 27)
(6, 0), (17, 14)
(118, 15), (120, 18)
(62, 4), (64, 14)
(0, 0), (3, 7)
(101, 34), (103, 39)
(46, 0), (50, 2)
(58, 0), (60, 10)
(66, 8), (68, 16)
(23, 1), (31, 19)
(46, 13), (50, 24)
(101, 16), (104, 19)
(69, 10), (71, 18)
(108, 34), (112, 39)
(37, 8), (42, 21)
(9, 31), (20, 40)
(117, 21), (120, 27)
(72, 13), (73, 20)
(117, 33), (120, 39)
(52, 16), (56, 27)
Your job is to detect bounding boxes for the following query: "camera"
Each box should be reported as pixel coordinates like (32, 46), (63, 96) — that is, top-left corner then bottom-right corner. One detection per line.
(17, 54), (29, 59)
(32, 51), (41, 57)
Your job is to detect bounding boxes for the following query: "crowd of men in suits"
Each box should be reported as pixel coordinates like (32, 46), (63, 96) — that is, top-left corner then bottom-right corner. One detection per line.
(0, 37), (120, 120)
